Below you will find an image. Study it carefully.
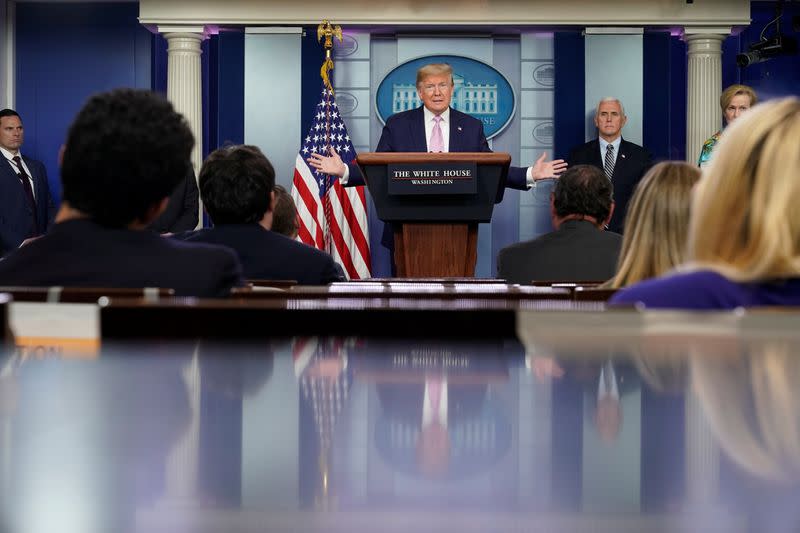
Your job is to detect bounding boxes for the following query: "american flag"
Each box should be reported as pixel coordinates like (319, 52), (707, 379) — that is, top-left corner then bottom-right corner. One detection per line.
(292, 86), (371, 279)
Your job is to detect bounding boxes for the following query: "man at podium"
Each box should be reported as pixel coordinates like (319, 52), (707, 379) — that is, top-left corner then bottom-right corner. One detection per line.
(309, 63), (566, 190)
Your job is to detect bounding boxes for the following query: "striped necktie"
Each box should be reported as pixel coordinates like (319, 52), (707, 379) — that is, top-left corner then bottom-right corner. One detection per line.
(604, 144), (615, 180)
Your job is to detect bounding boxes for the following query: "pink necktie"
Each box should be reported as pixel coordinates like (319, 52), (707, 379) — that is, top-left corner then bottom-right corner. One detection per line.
(428, 377), (442, 412)
(429, 115), (444, 153)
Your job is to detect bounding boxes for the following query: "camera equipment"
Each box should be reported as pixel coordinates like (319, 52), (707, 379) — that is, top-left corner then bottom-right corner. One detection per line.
(737, 0), (799, 67)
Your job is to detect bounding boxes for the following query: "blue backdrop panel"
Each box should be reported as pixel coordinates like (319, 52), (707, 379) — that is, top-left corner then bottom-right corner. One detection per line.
(15, 2), (151, 206)
(204, 31), (245, 154)
(731, 1), (800, 100)
(643, 31), (671, 162)
(668, 36), (687, 162)
(553, 32), (585, 161)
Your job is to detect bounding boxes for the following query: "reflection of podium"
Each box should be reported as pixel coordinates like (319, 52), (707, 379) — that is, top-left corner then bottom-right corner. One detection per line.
(356, 152), (511, 277)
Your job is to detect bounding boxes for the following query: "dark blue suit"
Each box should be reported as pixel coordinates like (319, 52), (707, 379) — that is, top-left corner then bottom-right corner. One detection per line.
(0, 219), (243, 297)
(0, 155), (55, 255)
(347, 106), (529, 190)
(175, 224), (344, 285)
(567, 139), (652, 234)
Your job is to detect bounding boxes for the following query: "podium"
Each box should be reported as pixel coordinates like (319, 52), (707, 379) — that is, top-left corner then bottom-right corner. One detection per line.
(356, 152), (511, 277)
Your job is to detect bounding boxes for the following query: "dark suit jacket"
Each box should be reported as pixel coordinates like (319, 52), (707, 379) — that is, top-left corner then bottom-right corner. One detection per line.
(0, 155), (56, 256)
(567, 139), (652, 233)
(0, 219), (243, 297)
(347, 106), (529, 190)
(496, 219), (622, 283)
(175, 224), (344, 285)
(147, 169), (199, 233)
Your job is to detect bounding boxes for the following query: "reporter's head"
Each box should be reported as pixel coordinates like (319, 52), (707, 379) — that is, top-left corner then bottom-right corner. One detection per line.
(60, 89), (193, 228)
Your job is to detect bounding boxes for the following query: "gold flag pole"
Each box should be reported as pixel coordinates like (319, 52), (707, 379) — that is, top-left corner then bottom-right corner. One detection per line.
(317, 20), (342, 93)
(317, 20), (342, 255)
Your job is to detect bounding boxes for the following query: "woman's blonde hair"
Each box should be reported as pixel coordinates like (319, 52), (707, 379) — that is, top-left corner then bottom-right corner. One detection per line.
(607, 161), (700, 288)
(691, 340), (800, 483)
(687, 97), (800, 281)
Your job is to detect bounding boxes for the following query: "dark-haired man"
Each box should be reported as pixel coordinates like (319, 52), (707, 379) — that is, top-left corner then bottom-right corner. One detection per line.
(0, 108), (56, 255)
(496, 164), (621, 284)
(0, 89), (243, 297)
(176, 145), (343, 285)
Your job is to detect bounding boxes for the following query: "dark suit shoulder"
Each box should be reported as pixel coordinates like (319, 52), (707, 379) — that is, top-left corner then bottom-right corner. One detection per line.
(620, 139), (651, 158)
(181, 225), (342, 285)
(384, 106), (423, 125)
(567, 139), (599, 162)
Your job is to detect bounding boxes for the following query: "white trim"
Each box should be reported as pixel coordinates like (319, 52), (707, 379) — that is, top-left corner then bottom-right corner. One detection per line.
(584, 27), (644, 35)
(683, 26), (732, 36)
(157, 24), (207, 34)
(245, 26), (302, 34)
(3, 1), (16, 108)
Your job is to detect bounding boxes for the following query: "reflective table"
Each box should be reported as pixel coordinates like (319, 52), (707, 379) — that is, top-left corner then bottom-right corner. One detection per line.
(1, 310), (799, 533)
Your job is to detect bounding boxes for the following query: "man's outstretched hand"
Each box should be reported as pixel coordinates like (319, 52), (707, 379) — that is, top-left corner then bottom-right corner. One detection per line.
(308, 146), (346, 177)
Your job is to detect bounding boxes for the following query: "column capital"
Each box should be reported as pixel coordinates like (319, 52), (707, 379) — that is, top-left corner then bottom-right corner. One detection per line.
(157, 25), (210, 39)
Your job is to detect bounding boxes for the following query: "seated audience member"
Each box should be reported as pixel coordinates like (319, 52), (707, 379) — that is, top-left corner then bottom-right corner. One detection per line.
(611, 97), (800, 309)
(497, 164), (621, 284)
(0, 89), (244, 297)
(147, 167), (200, 234)
(604, 161), (701, 289)
(698, 84), (757, 168)
(270, 184), (299, 239)
(178, 145), (343, 285)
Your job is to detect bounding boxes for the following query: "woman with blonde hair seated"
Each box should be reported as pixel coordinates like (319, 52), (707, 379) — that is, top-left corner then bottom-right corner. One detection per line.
(611, 97), (800, 309)
(605, 161), (700, 289)
(698, 84), (757, 168)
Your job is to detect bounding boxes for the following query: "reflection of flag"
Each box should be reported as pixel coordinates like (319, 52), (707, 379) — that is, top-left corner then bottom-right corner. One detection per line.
(292, 86), (371, 279)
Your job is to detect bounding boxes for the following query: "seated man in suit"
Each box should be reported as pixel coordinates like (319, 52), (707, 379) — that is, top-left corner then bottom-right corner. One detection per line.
(308, 62), (567, 190)
(146, 167), (199, 234)
(568, 97), (652, 233)
(0, 89), (243, 297)
(496, 164), (621, 284)
(0, 109), (56, 256)
(177, 145), (343, 285)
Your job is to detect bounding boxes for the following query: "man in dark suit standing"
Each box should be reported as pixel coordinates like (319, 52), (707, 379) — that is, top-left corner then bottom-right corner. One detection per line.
(568, 98), (652, 233)
(0, 109), (56, 256)
(146, 167), (199, 234)
(177, 144), (343, 285)
(0, 89), (243, 297)
(308, 63), (566, 190)
(496, 165), (621, 284)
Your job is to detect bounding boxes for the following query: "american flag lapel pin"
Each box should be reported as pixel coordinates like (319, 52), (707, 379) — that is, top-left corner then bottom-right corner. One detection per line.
(621, 153), (626, 159)
(458, 126), (463, 131)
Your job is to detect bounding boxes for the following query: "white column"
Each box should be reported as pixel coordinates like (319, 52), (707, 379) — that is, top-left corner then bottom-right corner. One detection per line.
(158, 25), (207, 227)
(684, 28), (729, 165)
(161, 351), (202, 506)
(685, 389), (719, 505)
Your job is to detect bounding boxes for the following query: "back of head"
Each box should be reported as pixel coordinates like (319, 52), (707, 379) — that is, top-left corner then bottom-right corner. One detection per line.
(609, 161), (701, 288)
(198, 144), (274, 225)
(552, 164), (613, 222)
(688, 97), (800, 281)
(61, 89), (193, 227)
(271, 184), (299, 238)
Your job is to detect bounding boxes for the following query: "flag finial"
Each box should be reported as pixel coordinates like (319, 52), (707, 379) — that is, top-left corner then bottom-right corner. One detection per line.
(317, 20), (342, 92)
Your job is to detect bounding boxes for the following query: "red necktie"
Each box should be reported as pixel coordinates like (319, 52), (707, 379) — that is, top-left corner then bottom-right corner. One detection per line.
(11, 156), (39, 235)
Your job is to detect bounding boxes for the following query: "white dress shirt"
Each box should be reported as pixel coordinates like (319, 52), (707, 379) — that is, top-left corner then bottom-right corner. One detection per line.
(423, 106), (450, 153)
(598, 136), (622, 168)
(1, 146), (36, 200)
